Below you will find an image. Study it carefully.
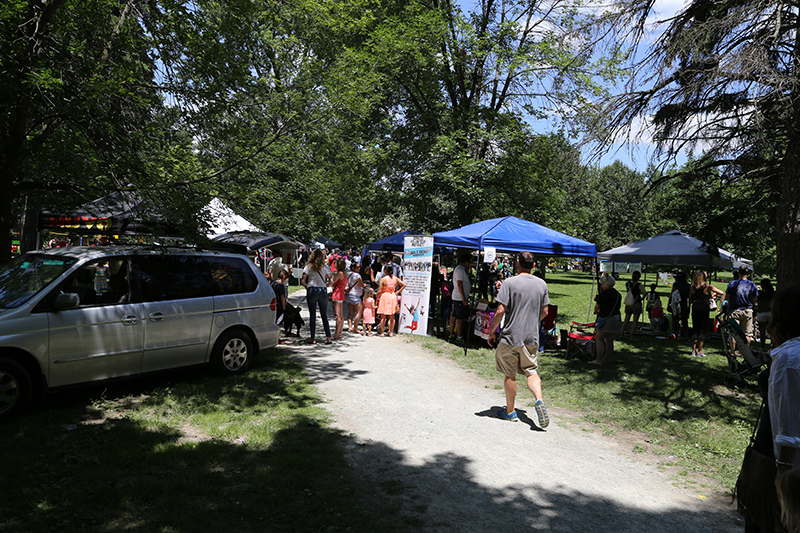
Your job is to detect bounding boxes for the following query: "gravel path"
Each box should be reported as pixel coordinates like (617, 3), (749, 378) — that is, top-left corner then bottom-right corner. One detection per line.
(282, 290), (742, 532)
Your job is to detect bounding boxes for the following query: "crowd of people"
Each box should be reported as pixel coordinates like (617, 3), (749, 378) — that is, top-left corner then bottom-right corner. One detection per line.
(267, 244), (800, 531)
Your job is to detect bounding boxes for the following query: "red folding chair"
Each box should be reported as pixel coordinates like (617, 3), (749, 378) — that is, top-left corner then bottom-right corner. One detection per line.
(566, 320), (595, 360)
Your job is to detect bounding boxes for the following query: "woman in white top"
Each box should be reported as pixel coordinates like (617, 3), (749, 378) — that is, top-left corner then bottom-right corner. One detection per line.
(345, 263), (367, 334)
(301, 249), (332, 344)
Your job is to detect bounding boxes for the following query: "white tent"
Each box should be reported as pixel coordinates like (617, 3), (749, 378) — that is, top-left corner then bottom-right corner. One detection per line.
(202, 197), (261, 238)
(598, 230), (753, 270)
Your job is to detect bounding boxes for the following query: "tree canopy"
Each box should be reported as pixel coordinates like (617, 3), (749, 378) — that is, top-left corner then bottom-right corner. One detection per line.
(602, 0), (798, 284)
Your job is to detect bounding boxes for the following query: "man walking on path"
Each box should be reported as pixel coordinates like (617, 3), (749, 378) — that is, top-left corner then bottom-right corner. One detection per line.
(487, 251), (550, 427)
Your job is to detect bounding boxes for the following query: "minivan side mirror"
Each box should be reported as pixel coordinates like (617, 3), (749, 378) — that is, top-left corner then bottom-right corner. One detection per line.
(54, 293), (80, 310)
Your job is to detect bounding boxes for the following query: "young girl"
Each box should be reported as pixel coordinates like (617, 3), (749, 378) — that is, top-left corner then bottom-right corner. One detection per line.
(362, 288), (376, 336)
(330, 258), (347, 340)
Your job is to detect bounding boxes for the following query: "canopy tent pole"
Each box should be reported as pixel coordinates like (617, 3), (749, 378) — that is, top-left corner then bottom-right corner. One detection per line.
(588, 265), (597, 324)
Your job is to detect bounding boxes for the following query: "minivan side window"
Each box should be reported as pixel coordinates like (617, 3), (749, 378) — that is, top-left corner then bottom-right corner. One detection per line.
(205, 256), (258, 295)
(35, 257), (130, 311)
(132, 255), (215, 302)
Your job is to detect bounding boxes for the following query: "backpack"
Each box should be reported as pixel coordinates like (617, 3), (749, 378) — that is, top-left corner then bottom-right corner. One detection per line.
(441, 278), (453, 298)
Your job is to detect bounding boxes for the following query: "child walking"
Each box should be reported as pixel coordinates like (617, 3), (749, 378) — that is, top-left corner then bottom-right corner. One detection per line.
(362, 288), (376, 336)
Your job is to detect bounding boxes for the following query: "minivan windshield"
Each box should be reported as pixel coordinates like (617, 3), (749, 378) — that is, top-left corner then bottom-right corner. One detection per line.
(0, 253), (77, 308)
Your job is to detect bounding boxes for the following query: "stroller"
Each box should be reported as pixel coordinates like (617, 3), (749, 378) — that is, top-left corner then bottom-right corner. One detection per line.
(716, 312), (769, 385)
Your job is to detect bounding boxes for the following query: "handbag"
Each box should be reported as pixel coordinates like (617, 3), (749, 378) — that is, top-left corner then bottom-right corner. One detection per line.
(734, 401), (787, 532)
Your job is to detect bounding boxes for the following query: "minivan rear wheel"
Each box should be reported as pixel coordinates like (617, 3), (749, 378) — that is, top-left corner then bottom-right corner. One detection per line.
(0, 357), (32, 421)
(212, 329), (253, 375)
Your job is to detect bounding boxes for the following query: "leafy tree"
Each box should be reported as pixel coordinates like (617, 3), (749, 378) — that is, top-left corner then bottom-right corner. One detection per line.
(0, 0), (169, 260)
(603, 0), (800, 286)
(333, 0), (625, 232)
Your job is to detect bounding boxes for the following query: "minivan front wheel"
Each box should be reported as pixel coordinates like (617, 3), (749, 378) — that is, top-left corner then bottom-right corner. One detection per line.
(212, 329), (253, 375)
(0, 357), (32, 421)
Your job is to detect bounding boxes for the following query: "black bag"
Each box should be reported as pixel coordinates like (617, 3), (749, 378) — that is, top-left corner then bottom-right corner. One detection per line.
(734, 401), (787, 532)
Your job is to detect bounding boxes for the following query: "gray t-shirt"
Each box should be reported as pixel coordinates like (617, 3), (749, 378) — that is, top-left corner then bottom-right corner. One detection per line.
(496, 274), (550, 347)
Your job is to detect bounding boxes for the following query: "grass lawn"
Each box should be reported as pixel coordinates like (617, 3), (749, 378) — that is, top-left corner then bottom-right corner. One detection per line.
(0, 353), (404, 533)
(0, 270), (760, 531)
(414, 269), (761, 498)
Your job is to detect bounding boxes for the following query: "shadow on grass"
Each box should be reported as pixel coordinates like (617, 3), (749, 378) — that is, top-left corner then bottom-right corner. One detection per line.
(557, 336), (759, 427)
(0, 393), (741, 533)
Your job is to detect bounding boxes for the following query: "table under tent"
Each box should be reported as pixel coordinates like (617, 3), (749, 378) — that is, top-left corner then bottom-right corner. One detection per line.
(432, 216), (598, 355)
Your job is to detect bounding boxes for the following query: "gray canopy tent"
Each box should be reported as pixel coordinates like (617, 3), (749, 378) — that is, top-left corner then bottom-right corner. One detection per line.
(598, 230), (752, 270)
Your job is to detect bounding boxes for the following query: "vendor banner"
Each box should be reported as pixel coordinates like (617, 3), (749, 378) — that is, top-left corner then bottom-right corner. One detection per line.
(399, 235), (433, 336)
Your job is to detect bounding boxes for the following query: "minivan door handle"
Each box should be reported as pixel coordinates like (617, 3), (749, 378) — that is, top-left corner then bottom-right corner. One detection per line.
(121, 314), (139, 326)
(148, 312), (165, 322)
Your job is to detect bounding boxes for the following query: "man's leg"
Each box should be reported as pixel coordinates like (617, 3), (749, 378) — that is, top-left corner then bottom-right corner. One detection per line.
(503, 375), (517, 413)
(526, 373), (543, 402)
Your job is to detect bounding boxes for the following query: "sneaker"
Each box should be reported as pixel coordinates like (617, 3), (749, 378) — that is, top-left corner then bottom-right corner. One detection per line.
(691, 350), (697, 357)
(496, 408), (519, 422)
(698, 351), (706, 357)
(534, 400), (550, 428)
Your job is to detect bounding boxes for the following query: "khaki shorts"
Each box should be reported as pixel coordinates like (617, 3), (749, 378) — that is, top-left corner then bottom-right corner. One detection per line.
(495, 342), (539, 377)
(731, 308), (755, 339)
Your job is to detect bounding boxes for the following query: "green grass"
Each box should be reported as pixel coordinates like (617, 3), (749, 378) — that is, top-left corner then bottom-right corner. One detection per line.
(415, 270), (760, 497)
(0, 352), (402, 533)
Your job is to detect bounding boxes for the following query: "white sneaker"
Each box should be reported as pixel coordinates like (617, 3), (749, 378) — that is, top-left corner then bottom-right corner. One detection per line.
(691, 350), (697, 357)
(698, 351), (706, 357)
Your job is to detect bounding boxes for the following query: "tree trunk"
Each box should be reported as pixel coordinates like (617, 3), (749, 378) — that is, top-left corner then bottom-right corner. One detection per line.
(776, 154), (800, 288)
(20, 198), (40, 253)
(0, 190), (12, 264)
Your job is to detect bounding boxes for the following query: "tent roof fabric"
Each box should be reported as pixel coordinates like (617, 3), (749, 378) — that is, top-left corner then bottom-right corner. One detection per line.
(211, 231), (300, 254)
(597, 230), (753, 269)
(203, 198), (261, 238)
(38, 191), (182, 235)
(432, 216), (597, 258)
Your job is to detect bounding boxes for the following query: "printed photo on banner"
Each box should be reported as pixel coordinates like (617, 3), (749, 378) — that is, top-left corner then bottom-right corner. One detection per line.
(399, 235), (433, 336)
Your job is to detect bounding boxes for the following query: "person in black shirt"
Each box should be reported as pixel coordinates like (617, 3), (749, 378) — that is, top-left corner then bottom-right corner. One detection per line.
(590, 274), (622, 365)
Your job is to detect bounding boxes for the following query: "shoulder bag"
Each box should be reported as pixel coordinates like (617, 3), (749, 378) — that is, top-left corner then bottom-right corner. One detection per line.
(623, 286), (635, 307)
(734, 400), (787, 532)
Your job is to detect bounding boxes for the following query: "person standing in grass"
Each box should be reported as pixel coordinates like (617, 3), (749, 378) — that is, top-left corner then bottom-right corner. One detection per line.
(589, 274), (622, 366)
(486, 251), (550, 428)
(688, 271), (724, 357)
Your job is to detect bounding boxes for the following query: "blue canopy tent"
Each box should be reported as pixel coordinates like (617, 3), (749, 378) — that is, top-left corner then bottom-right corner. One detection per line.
(366, 230), (454, 254)
(433, 217), (597, 350)
(432, 216), (597, 257)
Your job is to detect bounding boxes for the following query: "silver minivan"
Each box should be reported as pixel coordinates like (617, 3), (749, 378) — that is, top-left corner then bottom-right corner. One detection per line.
(0, 246), (280, 420)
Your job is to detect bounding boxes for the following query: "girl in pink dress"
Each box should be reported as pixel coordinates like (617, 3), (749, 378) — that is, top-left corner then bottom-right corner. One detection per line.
(362, 288), (376, 335)
(330, 259), (347, 340)
(377, 264), (406, 337)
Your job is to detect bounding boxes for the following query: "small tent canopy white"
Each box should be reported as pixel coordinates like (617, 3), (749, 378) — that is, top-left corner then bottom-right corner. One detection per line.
(597, 230), (753, 269)
(203, 197), (261, 238)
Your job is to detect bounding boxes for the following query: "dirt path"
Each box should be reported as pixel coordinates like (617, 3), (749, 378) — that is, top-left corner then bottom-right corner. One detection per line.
(282, 290), (742, 532)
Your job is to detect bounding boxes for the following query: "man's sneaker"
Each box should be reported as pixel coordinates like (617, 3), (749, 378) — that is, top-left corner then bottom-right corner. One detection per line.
(690, 350), (697, 357)
(534, 400), (550, 428)
(496, 408), (519, 422)
(698, 351), (706, 357)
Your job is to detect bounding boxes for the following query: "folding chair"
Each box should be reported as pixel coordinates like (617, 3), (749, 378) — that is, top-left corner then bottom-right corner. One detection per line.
(566, 320), (595, 360)
(718, 314), (768, 385)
